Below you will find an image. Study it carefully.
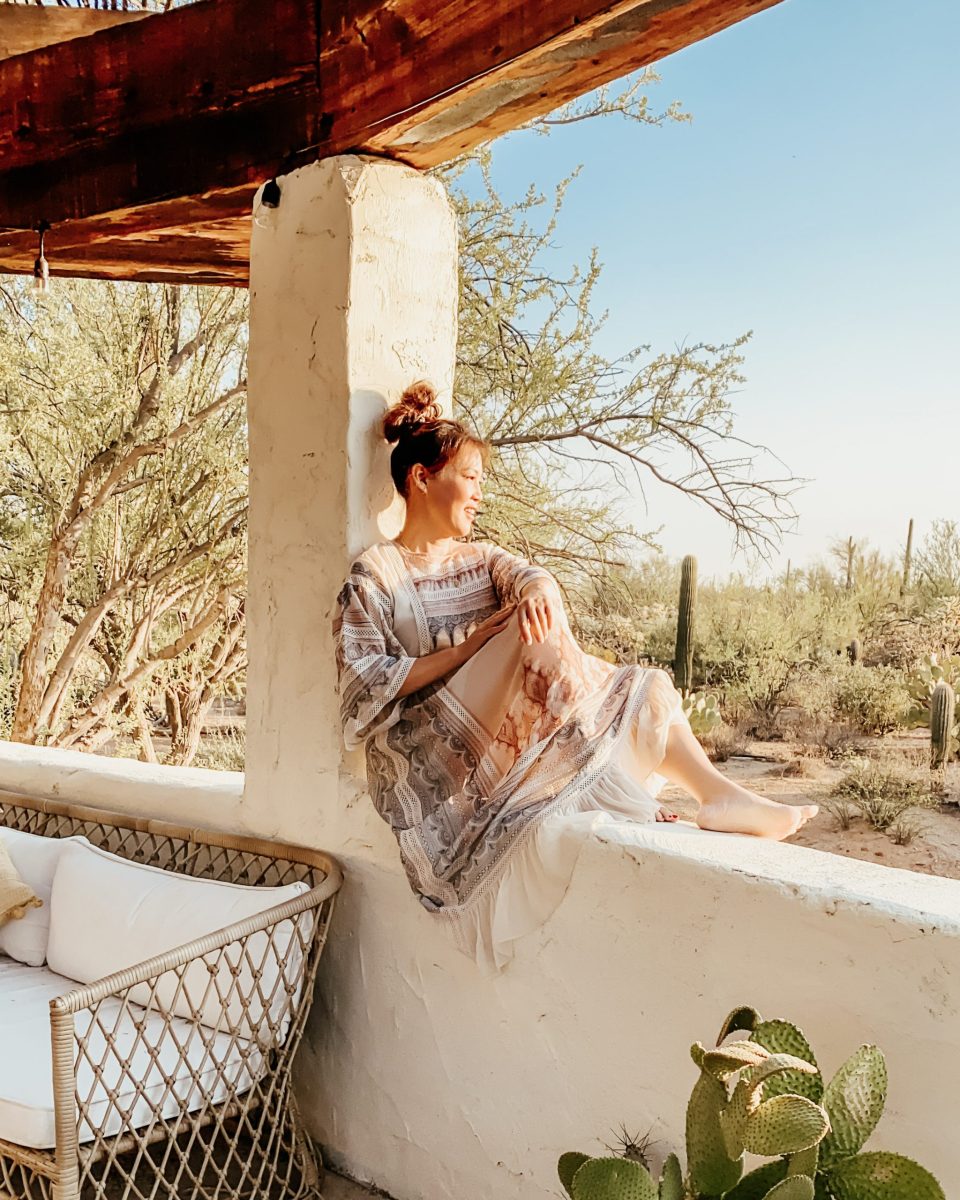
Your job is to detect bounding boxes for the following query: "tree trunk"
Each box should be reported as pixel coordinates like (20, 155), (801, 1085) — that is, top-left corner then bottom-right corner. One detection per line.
(12, 532), (79, 742)
(166, 685), (212, 767)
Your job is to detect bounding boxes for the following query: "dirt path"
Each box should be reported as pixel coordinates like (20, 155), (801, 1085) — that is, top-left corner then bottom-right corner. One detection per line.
(660, 734), (960, 881)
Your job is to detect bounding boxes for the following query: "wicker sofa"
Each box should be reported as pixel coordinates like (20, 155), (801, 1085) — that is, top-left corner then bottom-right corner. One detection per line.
(0, 791), (342, 1200)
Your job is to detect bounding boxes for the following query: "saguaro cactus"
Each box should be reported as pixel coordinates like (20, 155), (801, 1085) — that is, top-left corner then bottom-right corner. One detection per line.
(901, 517), (914, 597)
(930, 680), (956, 769)
(674, 555), (697, 693)
(847, 638), (861, 666)
(845, 537), (855, 590)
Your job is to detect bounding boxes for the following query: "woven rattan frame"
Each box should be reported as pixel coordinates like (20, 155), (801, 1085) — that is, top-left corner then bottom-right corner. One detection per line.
(0, 791), (342, 1200)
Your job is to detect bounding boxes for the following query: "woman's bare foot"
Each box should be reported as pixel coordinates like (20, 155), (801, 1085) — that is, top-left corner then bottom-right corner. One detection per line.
(696, 782), (817, 840)
(656, 807), (678, 823)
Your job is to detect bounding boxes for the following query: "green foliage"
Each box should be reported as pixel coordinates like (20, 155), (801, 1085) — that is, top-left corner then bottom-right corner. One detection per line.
(558, 1006), (943, 1200)
(829, 757), (936, 832)
(830, 665), (909, 736)
(0, 279), (248, 761)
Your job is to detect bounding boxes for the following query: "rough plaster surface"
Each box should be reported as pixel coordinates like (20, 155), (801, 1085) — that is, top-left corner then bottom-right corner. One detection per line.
(244, 155), (457, 848)
(0, 739), (242, 827)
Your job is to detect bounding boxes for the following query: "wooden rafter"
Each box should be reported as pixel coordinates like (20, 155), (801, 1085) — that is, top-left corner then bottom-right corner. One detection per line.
(0, 0), (784, 285)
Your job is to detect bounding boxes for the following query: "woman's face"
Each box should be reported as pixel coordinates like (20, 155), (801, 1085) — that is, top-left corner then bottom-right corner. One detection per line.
(412, 445), (484, 538)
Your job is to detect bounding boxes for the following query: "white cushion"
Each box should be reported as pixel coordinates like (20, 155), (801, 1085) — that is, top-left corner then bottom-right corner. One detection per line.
(47, 840), (310, 1040)
(0, 957), (263, 1150)
(0, 830), (89, 967)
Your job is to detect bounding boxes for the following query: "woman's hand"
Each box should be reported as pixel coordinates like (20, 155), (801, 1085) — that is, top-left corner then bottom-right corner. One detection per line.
(461, 604), (518, 659)
(516, 588), (556, 645)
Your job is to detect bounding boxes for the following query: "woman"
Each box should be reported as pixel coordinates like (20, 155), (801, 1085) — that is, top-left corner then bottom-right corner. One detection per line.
(333, 383), (817, 970)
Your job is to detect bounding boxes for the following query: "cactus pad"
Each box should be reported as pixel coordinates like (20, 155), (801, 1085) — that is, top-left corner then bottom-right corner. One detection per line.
(717, 1006), (761, 1045)
(788, 1145), (819, 1178)
(823, 1151), (945, 1200)
(763, 1177), (815, 1200)
(724, 1161), (789, 1200)
(559, 1153), (591, 1198)
(742, 1094), (830, 1156)
(657, 1153), (683, 1200)
(704, 1040), (771, 1077)
(686, 1069), (743, 1195)
(750, 1020), (824, 1102)
(819, 1045), (887, 1167)
(571, 1156), (657, 1200)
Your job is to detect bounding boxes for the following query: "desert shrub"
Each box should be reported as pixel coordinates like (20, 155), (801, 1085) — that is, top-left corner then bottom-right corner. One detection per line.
(702, 721), (750, 763)
(831, 663), (910, 735)
(821, 793), (859, 830)
(890, 810), (929, 846)
(830, 757), (935, 832)
(868, 596), (960, 669)
(191, 727), (245, 772)
(574, 611), (647, 664)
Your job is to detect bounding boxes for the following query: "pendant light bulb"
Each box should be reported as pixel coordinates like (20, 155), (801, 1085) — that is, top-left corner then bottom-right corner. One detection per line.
(32, 222), (50, 294)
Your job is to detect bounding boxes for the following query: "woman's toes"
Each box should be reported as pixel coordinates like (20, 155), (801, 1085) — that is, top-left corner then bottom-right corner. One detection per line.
(656, 807), (678, 822)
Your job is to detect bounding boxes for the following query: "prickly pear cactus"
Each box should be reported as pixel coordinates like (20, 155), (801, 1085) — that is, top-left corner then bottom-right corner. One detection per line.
(749, 1019), (823, 1103)
(818, 1046), (886, 1167)
(570, 1157), (657, 1200)
(762, 1177), (814, 1200)
(681, 691), (722, 737)
(686, 1057), (743, 1195)
(560, 1153), (591, 1197)
(558, 1006), (943, 1200)
(674, 555), (697, 693)
(657, 1154), (683, 1200)
(823, 1151), (944, 1200)
(930, 680), (956, 769)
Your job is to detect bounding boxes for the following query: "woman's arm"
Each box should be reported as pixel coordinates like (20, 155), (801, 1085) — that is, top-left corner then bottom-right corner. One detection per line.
(395, 603), (518, 698)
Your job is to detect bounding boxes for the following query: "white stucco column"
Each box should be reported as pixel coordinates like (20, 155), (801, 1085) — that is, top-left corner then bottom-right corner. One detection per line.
(242, 155), (457, 845)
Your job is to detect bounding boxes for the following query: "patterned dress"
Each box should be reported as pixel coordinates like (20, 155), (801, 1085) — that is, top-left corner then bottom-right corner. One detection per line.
(333, 539), (688, 970)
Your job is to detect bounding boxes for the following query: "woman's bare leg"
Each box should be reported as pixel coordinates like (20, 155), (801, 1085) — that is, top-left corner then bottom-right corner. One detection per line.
(658, 719), (817, 839)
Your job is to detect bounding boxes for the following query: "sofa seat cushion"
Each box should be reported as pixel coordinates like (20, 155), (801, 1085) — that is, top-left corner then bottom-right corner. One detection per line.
(0, 956), (263, 1150)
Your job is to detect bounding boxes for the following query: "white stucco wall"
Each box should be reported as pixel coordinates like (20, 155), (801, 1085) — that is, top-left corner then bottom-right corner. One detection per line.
(1, 743), (957, 1198)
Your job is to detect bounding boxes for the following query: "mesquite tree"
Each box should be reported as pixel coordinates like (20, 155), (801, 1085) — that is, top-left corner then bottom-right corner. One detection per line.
(440, 120), (799, 604)
(0, 279), (247, 761)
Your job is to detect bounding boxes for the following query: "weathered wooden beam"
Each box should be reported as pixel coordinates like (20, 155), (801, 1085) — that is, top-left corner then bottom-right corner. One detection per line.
(0, 0), (784, 284)
(0, 7), (148, 61)
(330, 0), (784, 166)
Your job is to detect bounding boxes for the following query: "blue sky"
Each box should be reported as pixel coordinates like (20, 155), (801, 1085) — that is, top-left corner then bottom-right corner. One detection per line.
(470, 0), (959, 582)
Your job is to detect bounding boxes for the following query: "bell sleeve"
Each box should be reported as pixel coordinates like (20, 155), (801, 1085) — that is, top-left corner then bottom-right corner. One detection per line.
(333, 564), (417, 749)
(483, 543), (558, 606)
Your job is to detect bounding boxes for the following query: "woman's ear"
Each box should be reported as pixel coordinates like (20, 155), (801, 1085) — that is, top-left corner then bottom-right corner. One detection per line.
(410, 464), (428, 494)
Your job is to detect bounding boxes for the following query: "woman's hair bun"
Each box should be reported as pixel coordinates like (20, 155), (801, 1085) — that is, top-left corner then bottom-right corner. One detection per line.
(383, 381), (443, 444)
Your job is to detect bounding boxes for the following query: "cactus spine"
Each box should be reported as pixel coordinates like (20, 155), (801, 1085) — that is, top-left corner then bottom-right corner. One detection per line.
(930, 681), (955, 769)
(674, 555), (697, 693)
(901, 518), (914, 597)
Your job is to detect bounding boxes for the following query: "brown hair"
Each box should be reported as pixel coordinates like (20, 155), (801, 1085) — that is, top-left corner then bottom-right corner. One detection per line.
(383, 381), (488, 497)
